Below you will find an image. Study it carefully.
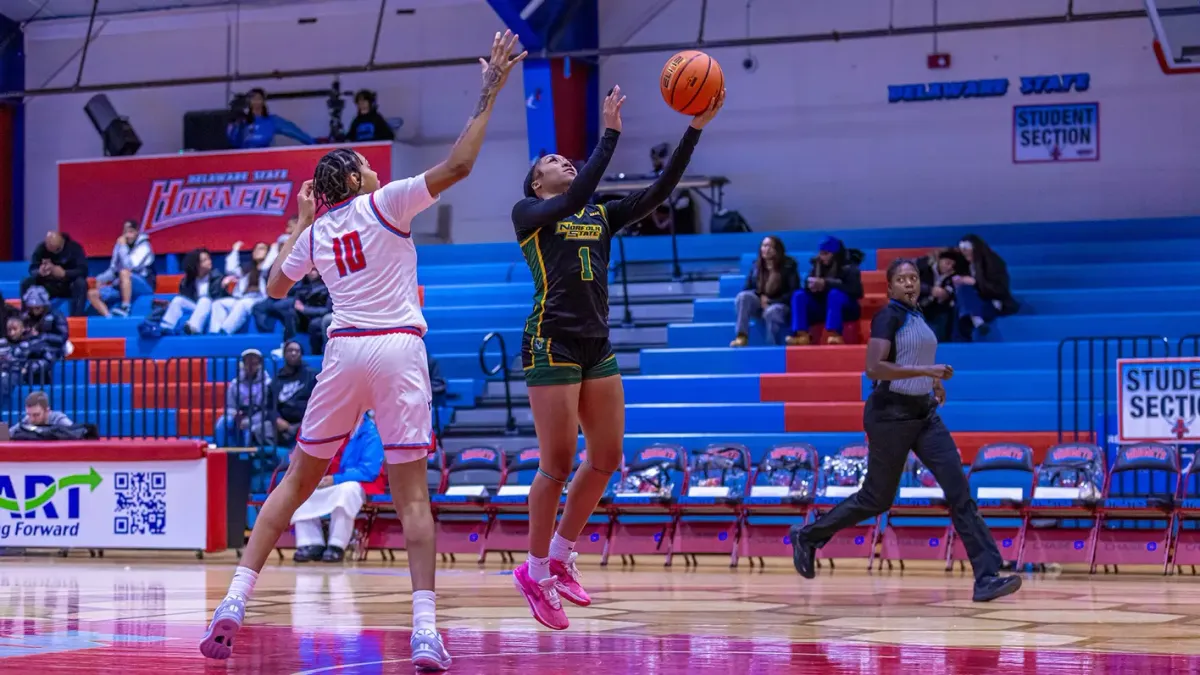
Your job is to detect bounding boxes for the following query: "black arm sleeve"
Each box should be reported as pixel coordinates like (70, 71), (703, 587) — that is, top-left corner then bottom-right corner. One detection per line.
(836, 266), (864, 300)
(62, 243), (88, 282)
(870, 306), (904, 342)
(512, 129), (621, 239)
(604, 127), (702, 231)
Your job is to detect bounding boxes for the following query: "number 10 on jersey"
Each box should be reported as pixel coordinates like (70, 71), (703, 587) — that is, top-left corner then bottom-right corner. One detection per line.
(333, 231), (367, 277)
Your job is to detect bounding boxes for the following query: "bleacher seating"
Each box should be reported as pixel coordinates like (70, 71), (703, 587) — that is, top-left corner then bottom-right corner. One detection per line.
(9, 215), (1200, 569)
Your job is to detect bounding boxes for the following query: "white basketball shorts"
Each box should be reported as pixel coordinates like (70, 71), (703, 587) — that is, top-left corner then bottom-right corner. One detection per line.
(296, 326), (433, 465)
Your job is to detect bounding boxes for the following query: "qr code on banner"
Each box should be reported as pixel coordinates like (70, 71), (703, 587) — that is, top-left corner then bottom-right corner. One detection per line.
(113, 471), (167, 536)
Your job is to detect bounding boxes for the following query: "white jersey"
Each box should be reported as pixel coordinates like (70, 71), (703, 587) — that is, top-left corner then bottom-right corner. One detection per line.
(281, 174), (438, 335)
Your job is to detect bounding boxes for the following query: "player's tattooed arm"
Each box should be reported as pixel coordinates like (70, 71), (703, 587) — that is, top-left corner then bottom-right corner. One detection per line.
(425, 30), (527, 198)
(267, 180), (315, 299)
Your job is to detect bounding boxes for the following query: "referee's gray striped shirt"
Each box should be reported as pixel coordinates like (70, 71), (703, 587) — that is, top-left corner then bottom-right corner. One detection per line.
(889, 310), (939, 395)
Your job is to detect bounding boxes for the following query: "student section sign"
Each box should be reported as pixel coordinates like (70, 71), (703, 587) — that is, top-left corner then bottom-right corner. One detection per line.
(58, 142), (392, 255)
(1013, 103), (1099, 163)
(0, 460), (209, 549)
(1118, 358), (1200, 442)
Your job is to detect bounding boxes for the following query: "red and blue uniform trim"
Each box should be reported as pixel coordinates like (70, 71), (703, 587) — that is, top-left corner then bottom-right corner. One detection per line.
(329, 325), (424, 339)
(370, 193), (411, 238)
(298, 430), (351, 446)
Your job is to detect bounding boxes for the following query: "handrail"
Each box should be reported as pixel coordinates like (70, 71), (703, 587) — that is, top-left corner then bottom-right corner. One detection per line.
(1056, 335), (1170, 444)
(1178, 334), (1200, 357)
(613, 233), (634, 327)
(479, 332), (518, 434)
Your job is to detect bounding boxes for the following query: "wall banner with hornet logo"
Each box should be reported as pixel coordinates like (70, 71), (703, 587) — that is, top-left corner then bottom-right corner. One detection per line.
(58, 142), (392, 254)
(1117, 357), (1200, 442)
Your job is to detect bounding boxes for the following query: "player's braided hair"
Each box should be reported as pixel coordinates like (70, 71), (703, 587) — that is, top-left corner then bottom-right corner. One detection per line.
(312, 148), (362, 212)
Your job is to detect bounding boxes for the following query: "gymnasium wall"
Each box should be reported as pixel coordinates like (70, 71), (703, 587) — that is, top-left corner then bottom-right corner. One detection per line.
(18, 0), (1200, 255)
(599, 0), (1200, 235)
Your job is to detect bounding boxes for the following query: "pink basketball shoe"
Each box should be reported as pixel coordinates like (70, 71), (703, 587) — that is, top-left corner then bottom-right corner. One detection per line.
(513, 561), (569, 630)
(550, 552), (591, 606)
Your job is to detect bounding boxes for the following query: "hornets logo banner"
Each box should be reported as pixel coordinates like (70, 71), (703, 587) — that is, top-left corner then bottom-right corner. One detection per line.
(58, 142), (392, 254)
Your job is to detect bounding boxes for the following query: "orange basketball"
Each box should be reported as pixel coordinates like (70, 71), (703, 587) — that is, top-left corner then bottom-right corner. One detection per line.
(660, 50), (724, 116)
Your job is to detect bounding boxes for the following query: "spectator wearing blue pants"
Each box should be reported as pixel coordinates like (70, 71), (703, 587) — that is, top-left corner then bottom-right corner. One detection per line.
(88, 221), (156, 318)
(787, 237), (865, 345)
(730, 236), (799, 347)
(954, 235), (1018, 341)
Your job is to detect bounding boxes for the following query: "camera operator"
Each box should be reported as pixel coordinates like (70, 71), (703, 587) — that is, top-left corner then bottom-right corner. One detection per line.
(227, 88), (316, 149)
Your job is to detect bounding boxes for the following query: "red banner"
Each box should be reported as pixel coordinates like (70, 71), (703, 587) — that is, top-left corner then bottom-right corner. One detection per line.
(58, 142), (393, 255)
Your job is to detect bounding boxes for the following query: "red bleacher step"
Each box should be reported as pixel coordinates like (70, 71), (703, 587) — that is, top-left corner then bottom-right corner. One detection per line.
(785, 402), (864, 432)
(88, 358), (207, 384)
(761, 373), (862, 403)
(787, 345), (867, 373)
(67, 317), (87, 338)
(133, 382), (227, 410)
(863, 270), (885, 295)
(70, 338), (125, 359)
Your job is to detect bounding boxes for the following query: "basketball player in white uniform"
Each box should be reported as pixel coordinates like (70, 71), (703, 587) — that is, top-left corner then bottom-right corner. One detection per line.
(200, 31), (525, 671)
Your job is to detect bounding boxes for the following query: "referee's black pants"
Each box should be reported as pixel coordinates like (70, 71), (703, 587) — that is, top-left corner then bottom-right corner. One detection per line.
(799, 393), (1003, 581)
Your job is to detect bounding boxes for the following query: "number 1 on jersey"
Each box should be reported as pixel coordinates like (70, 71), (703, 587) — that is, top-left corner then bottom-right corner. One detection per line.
(578, 246), (594, 281)
(333, 231), (367, 277)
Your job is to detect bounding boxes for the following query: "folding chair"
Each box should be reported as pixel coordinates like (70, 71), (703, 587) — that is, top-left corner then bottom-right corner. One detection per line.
(1018, 443), (1103, 568)
(812, 443), (880, 569)
(565, 448), (620, 562)
(671, 443), (750, 567)
(485, 447), (542, 563)
(362, 448), (446, 560)
(1172, 455), (1200, 573)
(430, 446), (504, 564)
(949, 443), (1035, 566)
(739, 443), (818, 567)
(879, 451), (962, 570)
(1092, 442), (1179, 575)
(608, 444), (687, 566)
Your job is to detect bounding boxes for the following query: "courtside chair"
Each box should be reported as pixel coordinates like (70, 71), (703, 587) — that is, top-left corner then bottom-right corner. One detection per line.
(671, 443), (751, 567)
(811, 443), (880, 570)
(484, 447), (542, 563)
(948, 443), (1036, 568)
(739, 443), (818, 568)
(1171, 455), (1200, 573)
(430, 446), (504, 564)
(1092, 442), (1180, 575)
(1017, 443), (1104, 570)
(608, 444), (688, 567)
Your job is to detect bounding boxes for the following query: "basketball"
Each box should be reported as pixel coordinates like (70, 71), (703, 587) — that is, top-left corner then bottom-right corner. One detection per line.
(660, 50), (724, 116)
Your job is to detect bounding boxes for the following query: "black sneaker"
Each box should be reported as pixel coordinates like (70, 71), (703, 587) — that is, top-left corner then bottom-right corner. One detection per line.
(112, 304), (131, 318)
(293, 545), (325, 563)
(972, 574), (1022, 602)
(321, 546), (346, 563)
(789, 525), (817, 579)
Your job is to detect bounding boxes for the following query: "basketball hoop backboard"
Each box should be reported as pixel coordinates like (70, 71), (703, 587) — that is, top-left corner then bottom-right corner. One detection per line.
(1145, 0), (1200, 74)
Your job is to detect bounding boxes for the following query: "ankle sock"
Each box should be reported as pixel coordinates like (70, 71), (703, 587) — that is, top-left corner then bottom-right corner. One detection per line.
(527, 553), (551, 582)
(227, 566), (259, 601)
(412, 590), (437, 631)
(548, 534), (575, 563)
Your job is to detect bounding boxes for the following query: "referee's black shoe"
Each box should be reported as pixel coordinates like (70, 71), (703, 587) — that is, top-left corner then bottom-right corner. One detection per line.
(972, 574), (1022, 602)
(789, 525), (816, 579)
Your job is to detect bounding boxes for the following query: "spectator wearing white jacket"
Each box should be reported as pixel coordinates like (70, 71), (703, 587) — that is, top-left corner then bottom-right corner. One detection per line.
(211, 241), (269, 334)
(87, 221), (155, 318)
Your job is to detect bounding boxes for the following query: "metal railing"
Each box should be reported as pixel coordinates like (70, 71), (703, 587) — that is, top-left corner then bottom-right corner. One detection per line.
(1177, 334), (1200, 357)
(611, 234), (634, 327)
(478, 332), (517, 435)
(1, 356), (283, 446)
(1057, 335), (1170, 443)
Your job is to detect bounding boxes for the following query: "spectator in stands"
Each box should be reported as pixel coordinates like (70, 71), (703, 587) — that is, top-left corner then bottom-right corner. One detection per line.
(955, 234), (1019, 340)
(227, 88), (315, 149)
(266, 341), (317, 447)
(252, 268), (329, 349)
(0, 316), (25, 399)
(290, 410), (385, 563)
(919, 248), (969, 342)
(787, 237), (865, 345)
(20, 286), (69, 364)
(160, 248), (232, 334)
(262, 216), (299, 272)
(23, 231), (88, 317)
(8, 390), (73, 438)
(214, 349), (272, 447)
(210, 242), (269, 334)
(347, 90), (396, 142)
(88, 220), (156, 318)
(730, 236), (799, 347)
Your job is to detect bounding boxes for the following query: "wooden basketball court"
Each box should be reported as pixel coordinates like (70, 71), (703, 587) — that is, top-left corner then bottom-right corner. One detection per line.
(1, 552), (1199, 673)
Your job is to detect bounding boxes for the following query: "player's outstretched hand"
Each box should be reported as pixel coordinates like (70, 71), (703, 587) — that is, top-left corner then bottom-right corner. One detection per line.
(297, 180), (315, 223)
(690, 88), (726, 130)
(603, 85), (626, 133)
(479, 30), (527, 93)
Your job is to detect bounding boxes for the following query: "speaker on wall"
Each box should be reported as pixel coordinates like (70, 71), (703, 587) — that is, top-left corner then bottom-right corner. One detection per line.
(84, 94), (142, 157)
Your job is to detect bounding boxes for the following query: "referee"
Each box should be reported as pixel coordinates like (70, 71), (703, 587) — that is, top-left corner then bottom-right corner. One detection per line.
(789, 258), (1022, 602)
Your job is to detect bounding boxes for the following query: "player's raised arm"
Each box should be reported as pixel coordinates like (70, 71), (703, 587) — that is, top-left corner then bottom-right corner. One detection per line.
(424, 30), (527, 198)
(267, 181), (316, 299)
(512, 87), (626, 228)
(605, 89), (725, 232)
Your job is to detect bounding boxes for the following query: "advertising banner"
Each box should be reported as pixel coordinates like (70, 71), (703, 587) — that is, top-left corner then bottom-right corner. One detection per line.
(58, 142), (393, 254)
(1118, 357), (1200, 442)
(0, 460), (209, 549)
